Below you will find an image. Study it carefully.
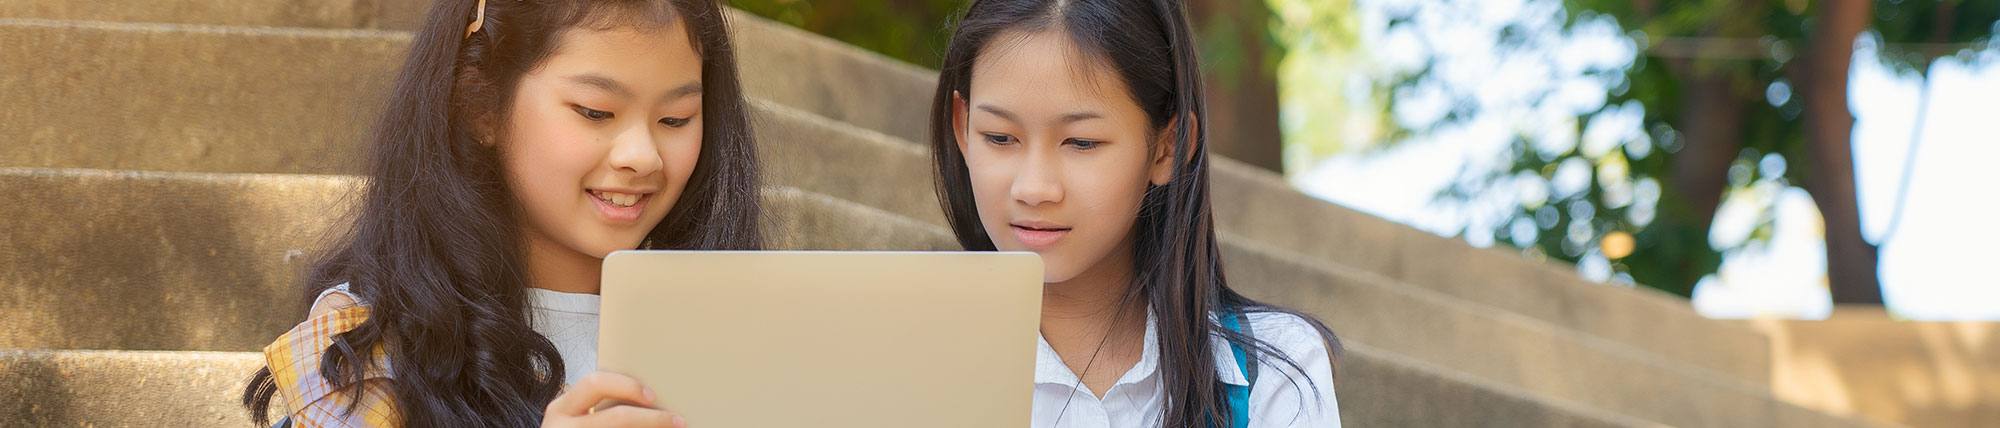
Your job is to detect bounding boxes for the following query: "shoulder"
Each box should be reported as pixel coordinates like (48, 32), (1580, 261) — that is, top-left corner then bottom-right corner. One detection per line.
(1241, 311), (1334, 357)
(262, 284), (398, 424)
(1238, 311), (1343, 427)
(307, 282), (363, 318)
(262, 304), (388, 388)
(309, 292), (359, 319)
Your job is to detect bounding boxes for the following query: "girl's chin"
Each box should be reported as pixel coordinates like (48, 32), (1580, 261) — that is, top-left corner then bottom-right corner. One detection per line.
(571, 237), (648, 259)
(1039, 266), (1084, 285)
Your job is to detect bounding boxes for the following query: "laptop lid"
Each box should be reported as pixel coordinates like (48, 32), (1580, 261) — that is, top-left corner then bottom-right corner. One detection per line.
(598, 251), (1044, 427)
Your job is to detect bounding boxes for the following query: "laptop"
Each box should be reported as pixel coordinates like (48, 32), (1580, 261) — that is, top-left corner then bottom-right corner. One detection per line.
(597, 251), (1044, 427)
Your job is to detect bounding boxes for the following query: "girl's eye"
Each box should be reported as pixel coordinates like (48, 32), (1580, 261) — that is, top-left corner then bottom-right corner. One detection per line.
(659, 116), (691, 128)
(573, 106), (614, 122)
(1065, 138), (1102, 150)
(982, 133), (1016, 145)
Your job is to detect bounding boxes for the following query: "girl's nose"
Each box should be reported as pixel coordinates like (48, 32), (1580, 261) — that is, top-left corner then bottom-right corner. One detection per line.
(1010, 148), (1064, 206)
(607, 125), (664, 176)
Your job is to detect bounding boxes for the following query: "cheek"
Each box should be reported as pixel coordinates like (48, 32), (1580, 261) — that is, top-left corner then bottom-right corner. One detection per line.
(961, 148), (1016, 231)
(1074, 157), (1149, 212)
(1047, 151), (1153, 277)
(502, 107), (598, 211)
(1078, 156), (1153, 216)
(663, 122), (703, 183)
(649, 123), (702, 220)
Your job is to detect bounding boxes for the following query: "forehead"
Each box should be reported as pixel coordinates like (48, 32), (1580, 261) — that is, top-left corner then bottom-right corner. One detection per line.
(536, 22), (700, 85)
(967, 29), (1136, 116)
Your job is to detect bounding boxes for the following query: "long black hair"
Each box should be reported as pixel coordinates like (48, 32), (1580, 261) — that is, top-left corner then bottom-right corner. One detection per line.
(929, 0), (1340, 426)
(242, 0), (760, 426)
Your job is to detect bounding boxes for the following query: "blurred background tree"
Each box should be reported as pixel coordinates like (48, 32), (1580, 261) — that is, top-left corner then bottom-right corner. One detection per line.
(1373, 0), (1996, 302)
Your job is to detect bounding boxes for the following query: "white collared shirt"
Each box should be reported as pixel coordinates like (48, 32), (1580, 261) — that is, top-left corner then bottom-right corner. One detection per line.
(1030, 310), (1342, 428)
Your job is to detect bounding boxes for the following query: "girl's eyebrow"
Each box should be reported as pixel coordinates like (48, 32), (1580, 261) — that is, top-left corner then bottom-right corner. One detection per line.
(1055, 111), (1102, 124)
(567, 74), (702, 102)
(662, 81), (702, 101)
(567, 73), (635, 100)
(975, 104), (1020, 123)
(976, 104), (1103, 125)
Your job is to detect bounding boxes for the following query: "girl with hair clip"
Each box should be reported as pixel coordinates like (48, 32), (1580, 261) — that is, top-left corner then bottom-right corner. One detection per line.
(930, 0), (1344, 426)
(241, 0), (760, 426)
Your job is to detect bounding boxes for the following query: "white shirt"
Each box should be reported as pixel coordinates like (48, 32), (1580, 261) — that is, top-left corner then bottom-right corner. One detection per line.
(1031, 310), (1341, 428)
(525, 287), (601, 385)
(315, 284), (603, 385)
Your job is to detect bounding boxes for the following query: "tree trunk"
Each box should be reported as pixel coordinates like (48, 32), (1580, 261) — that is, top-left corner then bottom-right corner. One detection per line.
(1190, 0), (1285, 173)
(1796, 0), (1882, 304)
(1645, 0), (1763, 296)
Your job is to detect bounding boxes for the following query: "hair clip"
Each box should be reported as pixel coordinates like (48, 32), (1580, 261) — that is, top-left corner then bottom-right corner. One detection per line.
(464, 0), (487, 39)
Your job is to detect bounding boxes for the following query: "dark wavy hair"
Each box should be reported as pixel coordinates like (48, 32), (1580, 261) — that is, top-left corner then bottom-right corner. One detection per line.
(929, 0), (1340, 426)
(242, 0), (760, 426)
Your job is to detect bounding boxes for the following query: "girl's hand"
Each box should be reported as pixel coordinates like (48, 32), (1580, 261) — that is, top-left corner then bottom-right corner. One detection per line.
(542, 372), (687, 428)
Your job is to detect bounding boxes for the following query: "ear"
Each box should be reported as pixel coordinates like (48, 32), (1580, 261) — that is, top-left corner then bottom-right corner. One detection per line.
(952, 91), (971, 155)
(473, 113), (501, 148)
(475, 131), (497, 148)
(1148, 114), (1200, 186)
(454, 65), (501, 148)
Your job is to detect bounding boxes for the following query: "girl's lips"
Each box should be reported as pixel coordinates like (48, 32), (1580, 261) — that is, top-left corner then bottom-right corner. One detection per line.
(1011, 225), (1069, 249)
(590, 191), (650, 223)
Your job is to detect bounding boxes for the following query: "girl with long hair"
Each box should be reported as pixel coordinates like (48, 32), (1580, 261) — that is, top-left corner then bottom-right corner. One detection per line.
(930, 0), (1343, 426)
(242, 0), (759, 426)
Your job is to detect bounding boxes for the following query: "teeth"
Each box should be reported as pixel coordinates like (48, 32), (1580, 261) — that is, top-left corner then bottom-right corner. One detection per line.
(592, 190), (641, 208)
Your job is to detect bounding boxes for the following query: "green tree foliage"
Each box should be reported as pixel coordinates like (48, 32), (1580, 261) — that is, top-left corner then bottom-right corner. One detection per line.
(1269, 0), (1375, 172)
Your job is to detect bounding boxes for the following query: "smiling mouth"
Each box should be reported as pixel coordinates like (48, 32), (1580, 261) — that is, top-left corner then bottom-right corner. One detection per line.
(589, 190), (648, 207)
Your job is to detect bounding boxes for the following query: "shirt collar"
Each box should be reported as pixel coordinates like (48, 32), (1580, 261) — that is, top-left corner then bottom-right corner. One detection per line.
(1032, 309), (1252, 387)
(525, 287), (600, 315)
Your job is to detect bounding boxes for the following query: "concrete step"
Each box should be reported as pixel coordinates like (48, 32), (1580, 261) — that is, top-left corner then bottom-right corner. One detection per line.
(0, 0), (427, 30)
(0, 16), (1771, 389)
(0, 346), (1661, 428)
(1334, 343), (1663, 428)
(0, 6), (932, 155)
(0, 19), (405, 172)
(0, 350), (269, 427)
(0, 167), (951, 352)
(1219, 234), (1885, 428)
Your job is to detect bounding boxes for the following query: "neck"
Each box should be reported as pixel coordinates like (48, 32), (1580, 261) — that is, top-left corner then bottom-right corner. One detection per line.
(1039, 242), (1149, 396)
(1040, 259), (1145, 337)
(522, 229), (603, 295)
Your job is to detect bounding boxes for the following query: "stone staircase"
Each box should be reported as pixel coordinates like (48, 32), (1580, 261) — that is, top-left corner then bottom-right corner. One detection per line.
(0, 1), (1896, 427)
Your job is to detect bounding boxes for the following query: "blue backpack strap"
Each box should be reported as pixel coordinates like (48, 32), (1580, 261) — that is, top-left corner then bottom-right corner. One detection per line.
(1220, 311), (1257, 428)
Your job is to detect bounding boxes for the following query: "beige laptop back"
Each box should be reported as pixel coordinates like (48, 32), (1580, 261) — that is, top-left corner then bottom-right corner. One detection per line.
(598, 251), (1044, 427)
